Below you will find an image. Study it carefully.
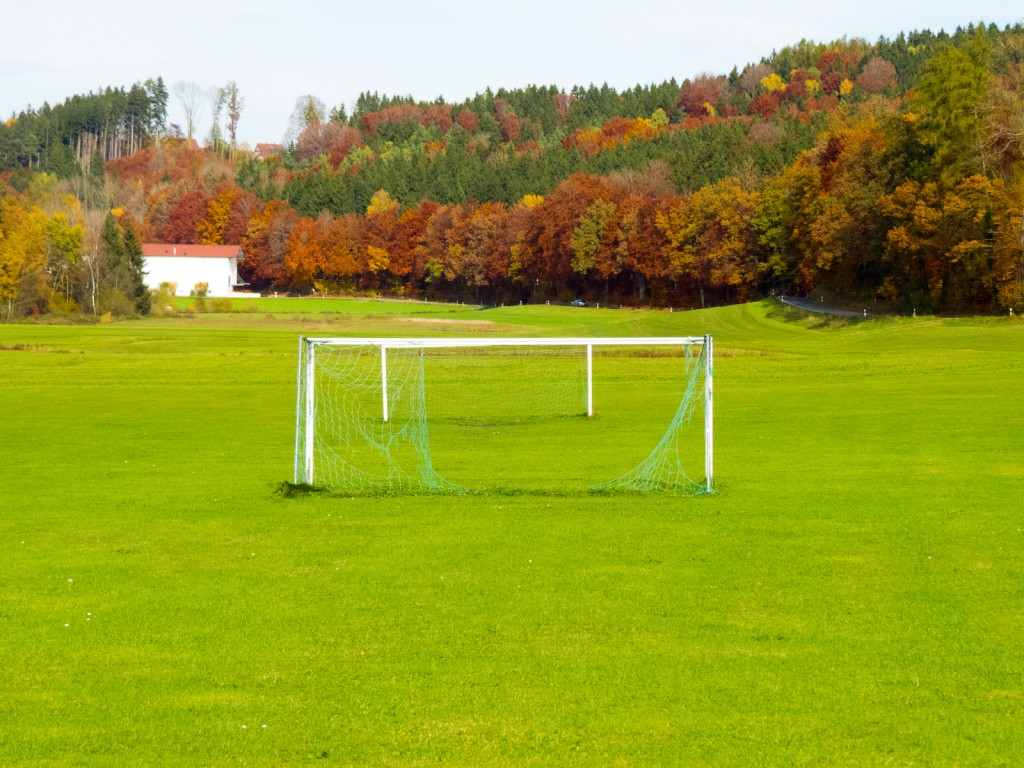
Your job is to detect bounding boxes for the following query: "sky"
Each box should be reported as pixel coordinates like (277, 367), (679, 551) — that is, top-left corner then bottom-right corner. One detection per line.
(3, 0), (1023, 147)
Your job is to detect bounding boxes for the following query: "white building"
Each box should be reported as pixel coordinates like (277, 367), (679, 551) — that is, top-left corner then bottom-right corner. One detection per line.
(142, 244), (246, 297)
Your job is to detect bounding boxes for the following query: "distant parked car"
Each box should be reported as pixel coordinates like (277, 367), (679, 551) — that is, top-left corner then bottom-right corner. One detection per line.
(571, 299), (586, 307)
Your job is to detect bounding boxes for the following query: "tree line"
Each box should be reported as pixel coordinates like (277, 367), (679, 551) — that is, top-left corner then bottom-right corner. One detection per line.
(2, 22), (1023, 317)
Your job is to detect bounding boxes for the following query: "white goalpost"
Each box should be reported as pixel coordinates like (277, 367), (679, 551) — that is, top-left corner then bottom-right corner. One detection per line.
(295, 335), (713, 494)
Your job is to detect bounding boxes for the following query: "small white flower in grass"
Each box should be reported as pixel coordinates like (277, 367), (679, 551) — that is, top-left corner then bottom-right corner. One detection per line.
(64, 623), (69, 627)
(262, 724), (267, 729)
(241, 724), (247, 729)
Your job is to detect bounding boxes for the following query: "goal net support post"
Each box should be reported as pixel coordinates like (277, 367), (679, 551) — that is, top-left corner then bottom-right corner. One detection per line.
(295, 336), (713, 494)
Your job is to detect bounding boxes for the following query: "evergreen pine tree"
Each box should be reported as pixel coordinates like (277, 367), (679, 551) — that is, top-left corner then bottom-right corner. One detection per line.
(121, 220), (150, 314)
(100, 212), (125, 274)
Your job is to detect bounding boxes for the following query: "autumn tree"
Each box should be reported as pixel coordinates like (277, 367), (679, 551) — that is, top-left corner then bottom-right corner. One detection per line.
(856, 57), (898, 94)
(571, 198), (617, 277)
(160, 190), (210, 243)
(389, 201), (439, 281)
(196, 185), (239, 245)
(319, 213), (363, 286)
(739, 63), (773, 96)
(985, 179), (1024, 311)
(45, 212), (84, 307)
(287, 95), (327, 145)
(526, 174), (608, 294)
(296, 122), (362, 166)
(241, 199), (299, 287)
(284, 215), (328, 288)
(361, 190), (400, 288)
(677, 75), (728, 118)
(658, 178), (761, 306)
(0, 198), (48, 317)
(878, 175), (999, 310)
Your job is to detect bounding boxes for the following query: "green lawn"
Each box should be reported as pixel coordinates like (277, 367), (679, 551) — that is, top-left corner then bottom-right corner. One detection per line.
(1, 300), (1021, 766)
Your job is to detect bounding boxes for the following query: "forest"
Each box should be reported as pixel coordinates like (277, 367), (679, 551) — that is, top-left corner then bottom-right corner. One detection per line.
(2, 23), (1024, 318)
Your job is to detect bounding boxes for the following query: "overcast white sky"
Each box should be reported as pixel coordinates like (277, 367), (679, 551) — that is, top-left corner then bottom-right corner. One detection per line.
(3, 0), (1022, 146)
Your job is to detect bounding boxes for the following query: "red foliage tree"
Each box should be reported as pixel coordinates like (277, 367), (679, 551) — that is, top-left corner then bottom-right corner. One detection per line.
(424, 104), (453, 134)
(284, 216), (326, 287)
(455, 109), (480, 133)
(361, 104), (424, 135)
(677, 75), (727, 118)
(748, 92), (782, 120)
(160, 190), (209, 243)
(820, 71), (847, 95)
(390, 201), (439, 280)
(297, 122), (362, 166)
(240, 199), (299, 287)
(320, 213), (363, 282)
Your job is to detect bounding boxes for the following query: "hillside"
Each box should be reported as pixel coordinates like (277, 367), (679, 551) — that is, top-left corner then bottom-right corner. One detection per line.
(2, 22), (1023, 317)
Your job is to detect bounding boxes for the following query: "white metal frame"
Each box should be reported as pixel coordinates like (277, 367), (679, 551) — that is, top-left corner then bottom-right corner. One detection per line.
(296, 336), (713, 492)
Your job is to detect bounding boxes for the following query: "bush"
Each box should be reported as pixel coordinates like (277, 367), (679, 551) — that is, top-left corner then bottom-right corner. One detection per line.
(97, 287), (137, 317)
(191, 283), (209, 312)
(48, 294), (82, 314)
(149, 285), (178, 317)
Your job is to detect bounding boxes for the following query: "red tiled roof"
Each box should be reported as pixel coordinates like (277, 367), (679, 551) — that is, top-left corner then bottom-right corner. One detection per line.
(142, 244), (242, 259)
(255, 143), (284, 159)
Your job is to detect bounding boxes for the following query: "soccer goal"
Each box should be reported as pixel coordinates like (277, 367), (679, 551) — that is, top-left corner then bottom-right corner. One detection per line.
(294, 336), (713, 494)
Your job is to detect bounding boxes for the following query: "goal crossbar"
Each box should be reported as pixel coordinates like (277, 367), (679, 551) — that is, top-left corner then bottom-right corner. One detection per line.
(301, 336), (709, 348)
(296, 335), (714, 493)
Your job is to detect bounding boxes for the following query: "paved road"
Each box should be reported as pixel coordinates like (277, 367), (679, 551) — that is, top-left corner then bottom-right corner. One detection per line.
(778, 296), (868, 317)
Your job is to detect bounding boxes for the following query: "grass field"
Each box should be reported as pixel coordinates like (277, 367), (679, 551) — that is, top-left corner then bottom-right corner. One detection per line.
(1, 300), (1022, 766)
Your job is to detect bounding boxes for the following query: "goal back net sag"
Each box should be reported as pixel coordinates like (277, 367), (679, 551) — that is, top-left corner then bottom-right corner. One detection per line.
(294, 336), (713, 495)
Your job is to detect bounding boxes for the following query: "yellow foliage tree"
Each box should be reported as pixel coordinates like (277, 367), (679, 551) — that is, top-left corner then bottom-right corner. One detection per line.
(197, 188), (237, 245)
(366, 190), (399, 216)
(0, 199), (48, 316)
(366, 244), (390, 273)
(657, 178), (761, 305)
(760, 73), (786, 92)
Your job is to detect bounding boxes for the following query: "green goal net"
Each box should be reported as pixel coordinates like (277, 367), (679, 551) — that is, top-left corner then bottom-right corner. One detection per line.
(294, 337), (713, 495)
